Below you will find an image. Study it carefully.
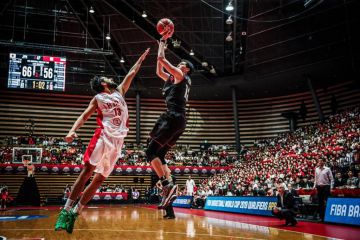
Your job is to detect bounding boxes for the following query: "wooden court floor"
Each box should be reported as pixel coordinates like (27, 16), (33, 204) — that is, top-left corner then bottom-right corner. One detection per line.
(0, 205), (348, 240)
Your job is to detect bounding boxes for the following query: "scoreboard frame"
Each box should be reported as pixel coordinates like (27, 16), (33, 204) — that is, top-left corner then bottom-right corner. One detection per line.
(7, 52), (66, 92)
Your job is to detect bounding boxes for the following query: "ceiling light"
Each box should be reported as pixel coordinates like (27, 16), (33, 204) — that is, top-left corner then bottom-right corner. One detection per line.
(226, 32), (233, 42)
(201, 62), (208, 67)
(106, 33), (111, 40)
(142, 11), (147, 18)
(120, 57), (125, 63)
(189, 49), (195, 56)
(89, 6), (95, 14)
(226, 1), (234, 11)
(226, 16), (233, 25)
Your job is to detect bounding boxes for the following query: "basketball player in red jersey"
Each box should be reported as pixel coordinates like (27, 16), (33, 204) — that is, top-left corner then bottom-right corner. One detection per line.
(54, 48), (150, 233)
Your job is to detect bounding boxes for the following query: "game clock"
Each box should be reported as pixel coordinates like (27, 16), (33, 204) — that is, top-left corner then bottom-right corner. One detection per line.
(8, 53), (66, 92)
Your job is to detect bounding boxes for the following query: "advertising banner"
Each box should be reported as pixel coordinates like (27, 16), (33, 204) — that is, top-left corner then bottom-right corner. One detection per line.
(172, 196), (193, 208)
(325, 197), (360, 226)
(204, 196), (277, 216)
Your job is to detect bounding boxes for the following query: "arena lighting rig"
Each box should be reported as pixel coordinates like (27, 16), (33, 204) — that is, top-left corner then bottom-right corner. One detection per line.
(0, 40), (113, 56)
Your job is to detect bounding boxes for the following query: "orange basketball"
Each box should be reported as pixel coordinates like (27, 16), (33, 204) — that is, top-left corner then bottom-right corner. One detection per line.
(156, 18), (174, 37)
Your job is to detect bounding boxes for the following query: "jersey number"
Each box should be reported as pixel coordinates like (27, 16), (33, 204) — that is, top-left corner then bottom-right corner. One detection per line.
(113, 107), (122, 116)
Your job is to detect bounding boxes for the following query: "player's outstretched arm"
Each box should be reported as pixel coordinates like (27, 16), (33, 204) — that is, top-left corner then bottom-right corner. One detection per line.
(157, 41), (183, 82)
(65, 97), (97, 143)
(118, 48), (150, 96)
(156, 41), (170, 81)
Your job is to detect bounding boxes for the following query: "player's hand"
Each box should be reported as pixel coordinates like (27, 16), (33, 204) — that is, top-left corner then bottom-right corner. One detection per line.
(65, 131), (78, 143)
(157, 40), (168, 50)
(140, 48), (150, 61)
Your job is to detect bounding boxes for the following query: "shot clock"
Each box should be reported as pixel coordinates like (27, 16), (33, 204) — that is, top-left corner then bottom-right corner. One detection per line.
(8, 53), (66, 91)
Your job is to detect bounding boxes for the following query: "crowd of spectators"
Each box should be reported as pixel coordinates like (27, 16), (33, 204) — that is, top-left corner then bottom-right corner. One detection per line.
(0, 135), (236, 167)
(197, 107), (360, 200)
(0, 135), (85, 165)
(2, 107), (359, 206)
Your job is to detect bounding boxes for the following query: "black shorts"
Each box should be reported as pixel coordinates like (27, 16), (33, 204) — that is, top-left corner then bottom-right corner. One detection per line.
(149, 111), (186, 147)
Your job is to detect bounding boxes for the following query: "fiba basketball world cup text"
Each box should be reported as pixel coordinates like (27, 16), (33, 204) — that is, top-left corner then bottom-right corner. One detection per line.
(330, 204), (360, 218)
(207, 199), (276, 211)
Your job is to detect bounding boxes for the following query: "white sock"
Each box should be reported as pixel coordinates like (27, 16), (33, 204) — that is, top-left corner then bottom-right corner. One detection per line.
(73, 202), (84, 214)
(64, 199), (75, 212)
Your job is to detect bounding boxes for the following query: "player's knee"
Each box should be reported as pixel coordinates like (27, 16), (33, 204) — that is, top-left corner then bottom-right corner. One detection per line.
(158, 152), (167, 165)
(145, 147), (155, 162)
(159, 156), (167, 165)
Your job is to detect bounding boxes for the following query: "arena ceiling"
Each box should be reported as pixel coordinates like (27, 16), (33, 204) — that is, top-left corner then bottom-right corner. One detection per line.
(0, 0), (359, 100)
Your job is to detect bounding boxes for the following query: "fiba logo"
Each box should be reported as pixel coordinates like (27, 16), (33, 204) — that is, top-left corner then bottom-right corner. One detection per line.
(146, 168), (152, 173)
(184, 168), (190, 173)
(73, 167), (81, 173)
(17, 166), (24, 171)
(5, 166), (13, 172)
(93, 195), (100, 200)
(63, 167), (70, 173)
(202, 169), (207, 174)
(40, 166), (48, 171)
(192, 168), (198, 174)
(136, 167), (142, 173)
(174, 168), (181, 174)
(52, 166), (59, 172)
(220, 169), (225, 173)
(126, 167), (133, 173)
(210, 169), (216, 174)
(116, 167), (122, 173)
(115, 195), (123, 200)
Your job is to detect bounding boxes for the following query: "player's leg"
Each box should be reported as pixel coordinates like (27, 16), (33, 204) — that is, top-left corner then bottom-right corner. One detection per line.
(66, 172), (106, 233)
(164, 186), (177, 219)
(146, 113), (172, 180)
(165, 205), (176, 219)
(147, 141), (178, 207)
(146, 113), (184, 207)
(67, 162), (96, 209)
(159, 146), (172, 180)
(55, 162), (95, 231)
(76, 172), (106, 209)
(66, 138), (122, 234)
(157, 161), (171, 208)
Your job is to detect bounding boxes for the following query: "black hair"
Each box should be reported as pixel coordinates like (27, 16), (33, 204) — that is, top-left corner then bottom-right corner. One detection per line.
(90, 76), (105, 93)
(181, 59), (194, 76)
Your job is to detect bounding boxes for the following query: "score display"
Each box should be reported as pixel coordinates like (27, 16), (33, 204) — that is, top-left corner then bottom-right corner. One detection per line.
(8, 53), (66, 91)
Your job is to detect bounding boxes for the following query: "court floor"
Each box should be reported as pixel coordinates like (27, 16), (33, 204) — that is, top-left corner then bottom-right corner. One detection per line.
(0, 205), (358, 240)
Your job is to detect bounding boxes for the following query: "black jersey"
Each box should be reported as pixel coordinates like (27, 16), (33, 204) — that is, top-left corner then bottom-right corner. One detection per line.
(162, 74), (191, 113)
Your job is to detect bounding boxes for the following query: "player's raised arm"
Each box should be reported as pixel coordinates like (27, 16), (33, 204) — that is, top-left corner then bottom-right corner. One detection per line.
(156, 41), (170, 81)
(117, 48), (150, 96)
(65, 97), (97, 143)
(157, 41), (184, 82)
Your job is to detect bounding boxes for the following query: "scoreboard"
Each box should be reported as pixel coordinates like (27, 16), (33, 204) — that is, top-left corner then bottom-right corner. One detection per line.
(8, 53), (66, 91)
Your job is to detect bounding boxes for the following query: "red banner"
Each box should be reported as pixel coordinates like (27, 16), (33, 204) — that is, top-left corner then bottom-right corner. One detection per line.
(0, 164), (232, 175)
(66, 192), (128, 201)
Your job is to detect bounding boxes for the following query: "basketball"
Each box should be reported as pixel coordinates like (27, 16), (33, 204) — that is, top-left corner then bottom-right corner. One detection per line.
(156, 18), (174, 37)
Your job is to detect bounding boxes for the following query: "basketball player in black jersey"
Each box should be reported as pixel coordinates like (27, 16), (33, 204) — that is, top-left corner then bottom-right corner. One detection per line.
(146, 39), (194, 208)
